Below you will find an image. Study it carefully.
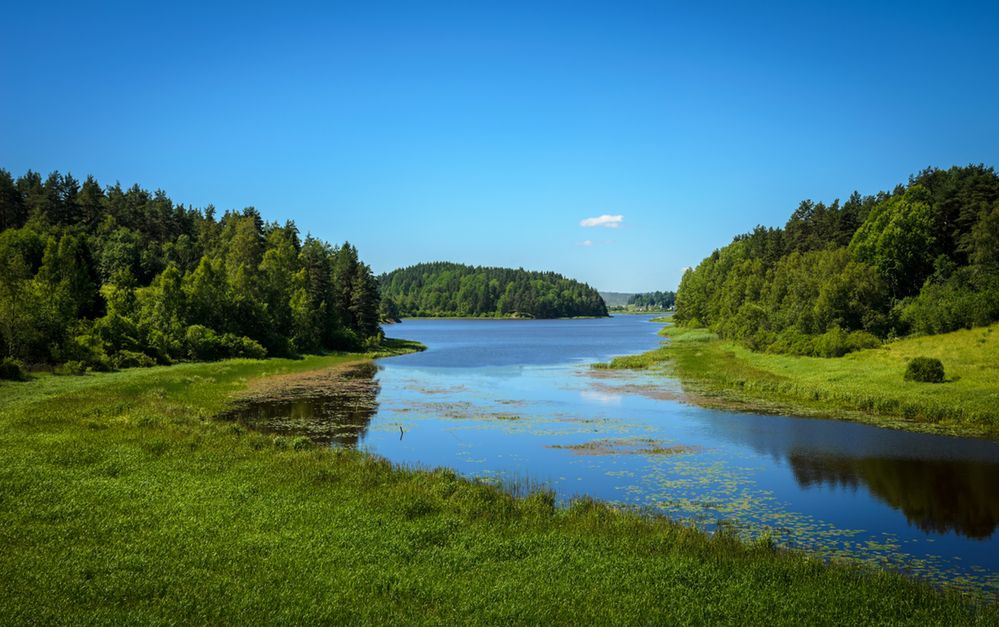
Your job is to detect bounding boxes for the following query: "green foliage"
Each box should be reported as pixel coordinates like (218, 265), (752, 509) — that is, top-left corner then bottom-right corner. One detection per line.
(850, 185), (937, 298)
(675, 166), (999, 355)
(0, 169), (383, 368)
(380, 262), (607, 318)
(900, 270), (999, 335)
(54, 360), (87, 376)
(185, 325), (267, 361)
(905, 357), (946, 383)
(0, 357), (27, 381)
(111, 350), (157, 369)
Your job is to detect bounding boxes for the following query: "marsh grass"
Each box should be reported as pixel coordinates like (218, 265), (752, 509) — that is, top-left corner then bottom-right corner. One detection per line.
(599, 323), (999, 438)
(0, 340), (995, 623)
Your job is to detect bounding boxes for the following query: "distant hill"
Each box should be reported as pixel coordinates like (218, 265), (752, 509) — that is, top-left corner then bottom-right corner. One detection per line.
(599, 292), (635, 307)
(380, 262), (608, 319)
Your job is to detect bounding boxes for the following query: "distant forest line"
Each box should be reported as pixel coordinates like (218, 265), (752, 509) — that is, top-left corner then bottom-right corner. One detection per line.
(675, 165), (999, 357)
(0, 169), (382, 373)
(379, 262), (608, 319)
(600, 291), (677, 310)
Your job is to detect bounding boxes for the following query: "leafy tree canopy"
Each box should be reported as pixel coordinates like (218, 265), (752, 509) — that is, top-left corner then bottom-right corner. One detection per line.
(380, 262), (607, 319)
(0, 168), (383, 369)
(675, 165), (999, 355)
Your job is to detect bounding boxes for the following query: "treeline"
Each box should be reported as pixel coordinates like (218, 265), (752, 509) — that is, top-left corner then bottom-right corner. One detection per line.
(379, 262), (608, 318)
(627, 291), (676, 310)
(675, 165), (999, 356)
(0, 169), (381, 374)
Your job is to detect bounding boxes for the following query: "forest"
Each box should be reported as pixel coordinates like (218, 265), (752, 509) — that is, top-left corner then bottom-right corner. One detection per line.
(0, 169), (382, 376)
(379, 262), (608, 318)
(627, 291), (676, 310)
(674, 165), (999, 356)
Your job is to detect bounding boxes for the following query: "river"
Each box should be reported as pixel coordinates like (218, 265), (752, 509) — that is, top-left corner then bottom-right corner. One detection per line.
(231, 315), (999, 595)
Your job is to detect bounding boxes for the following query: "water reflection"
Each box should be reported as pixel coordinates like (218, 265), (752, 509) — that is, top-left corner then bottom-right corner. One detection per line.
(222, 362), (379, 447)
(788, 453), (999, 539)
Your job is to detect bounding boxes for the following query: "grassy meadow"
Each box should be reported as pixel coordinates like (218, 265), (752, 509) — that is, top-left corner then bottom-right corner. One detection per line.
(1, 347), (995, 622)
(598, 322), (999, 439)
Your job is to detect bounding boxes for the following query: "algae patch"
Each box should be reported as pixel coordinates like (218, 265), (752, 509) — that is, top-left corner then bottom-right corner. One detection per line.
(548, 438), (697, 457)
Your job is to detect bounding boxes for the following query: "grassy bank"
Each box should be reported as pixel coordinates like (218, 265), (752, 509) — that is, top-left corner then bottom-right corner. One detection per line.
(598, 323), (999, 439)
(0, 346), (994, 623)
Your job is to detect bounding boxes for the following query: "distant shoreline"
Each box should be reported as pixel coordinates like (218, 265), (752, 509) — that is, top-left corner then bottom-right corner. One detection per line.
(397, 314), (612, 321)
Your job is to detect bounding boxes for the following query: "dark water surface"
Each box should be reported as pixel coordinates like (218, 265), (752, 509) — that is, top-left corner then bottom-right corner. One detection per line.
(234, 315), (999, 594)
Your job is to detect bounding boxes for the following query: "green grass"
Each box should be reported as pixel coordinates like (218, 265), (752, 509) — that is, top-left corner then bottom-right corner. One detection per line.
(598, 323), (999, 439)
(0, 343), (995, 623)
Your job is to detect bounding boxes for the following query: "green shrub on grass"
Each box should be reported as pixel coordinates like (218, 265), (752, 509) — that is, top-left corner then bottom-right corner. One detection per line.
(185, 325), (267, 361)
(112, 350), (157, 369)
(904, 357), (945, 383)
(0, 358), (28, 381)
(55, 360), (87, 376)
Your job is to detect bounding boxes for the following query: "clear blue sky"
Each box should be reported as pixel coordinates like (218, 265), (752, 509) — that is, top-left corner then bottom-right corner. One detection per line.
(3, 1), (998, 292)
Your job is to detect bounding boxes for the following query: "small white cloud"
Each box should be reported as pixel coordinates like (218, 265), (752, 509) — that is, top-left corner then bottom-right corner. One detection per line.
(577, 239), (593, 247)
(580, 214), (623, 228)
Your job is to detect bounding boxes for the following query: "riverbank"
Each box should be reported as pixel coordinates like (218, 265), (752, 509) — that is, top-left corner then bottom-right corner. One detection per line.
(1, 342), (994, 622)
(597, 323), (999, 439)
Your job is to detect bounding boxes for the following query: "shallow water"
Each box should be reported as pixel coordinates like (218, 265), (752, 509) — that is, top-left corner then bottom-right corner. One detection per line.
(232, 315), (999, 594)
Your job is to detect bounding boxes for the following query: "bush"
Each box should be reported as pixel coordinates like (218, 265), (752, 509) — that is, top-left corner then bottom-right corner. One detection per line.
(55, 360), (87, 376)
(361, 332), (385, 352)
(185, 325), (225, 361)
(813, 327), (850, 358)
(0, 358), (28, 381)
(112, 350), (157, 369)
(904, 357), (945, 383)
(64, 330), (113, 371)
(845, 330), (882, 352)
(220, 333), (267, 359)
(327, 327), (361, 351)
(186, 325), (267, 361)
(767, 329), (815, 356)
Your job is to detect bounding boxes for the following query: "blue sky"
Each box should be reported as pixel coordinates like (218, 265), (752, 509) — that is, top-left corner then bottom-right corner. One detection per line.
(2, 1), (998, 291)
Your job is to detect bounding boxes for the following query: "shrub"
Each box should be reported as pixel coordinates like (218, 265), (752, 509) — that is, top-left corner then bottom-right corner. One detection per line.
(767, 328), (815, 356)
(813, 327), (850, 358)
(904, 357), (945, 383)
(55, 360), (87, 376)
(185, 325), (225, 361)
(845, 331), (881, 352)
(0, 358), (28, 381)
(328, 327), (361, 351)
(186, 325), (266, 361)
(361, 332), (385, 352)
(65, 330), (113, 371)
(220, 333), (267, 359)
(112, 350), (157, 369)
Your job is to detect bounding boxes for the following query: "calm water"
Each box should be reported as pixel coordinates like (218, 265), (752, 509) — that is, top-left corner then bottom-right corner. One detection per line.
(235, 315), (999, 594)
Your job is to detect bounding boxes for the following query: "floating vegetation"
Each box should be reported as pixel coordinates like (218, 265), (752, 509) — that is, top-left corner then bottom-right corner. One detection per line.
(219, 362), (380, 447)
(547, 438), (697, 457)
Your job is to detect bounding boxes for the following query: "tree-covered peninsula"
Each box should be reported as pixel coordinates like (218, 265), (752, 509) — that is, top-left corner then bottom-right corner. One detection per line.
(0, 169), (382, 375)
(380, 262), (608, 319)
(675, 165), (999, 356)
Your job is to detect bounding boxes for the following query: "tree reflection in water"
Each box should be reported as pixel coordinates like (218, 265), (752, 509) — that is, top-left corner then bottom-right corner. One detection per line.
(789, 453), (999, 539)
